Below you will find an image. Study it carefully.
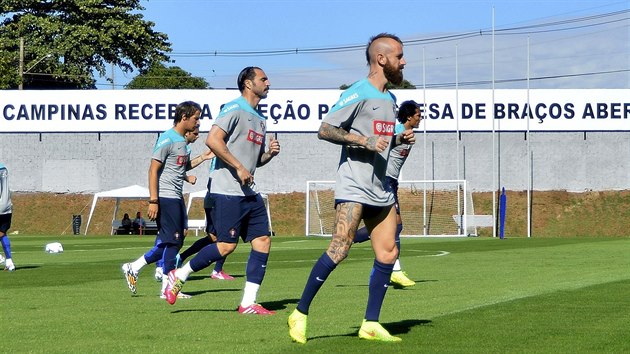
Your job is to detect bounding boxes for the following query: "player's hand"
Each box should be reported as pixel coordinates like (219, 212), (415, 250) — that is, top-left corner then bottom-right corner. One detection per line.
(400, 129), (416, 145)
(365, 135), (390, 152)
(187, 175), (197, 185)
(236, 165), (254, 186)
(148, 204), (158, 221)
(267, 136), (280, 157)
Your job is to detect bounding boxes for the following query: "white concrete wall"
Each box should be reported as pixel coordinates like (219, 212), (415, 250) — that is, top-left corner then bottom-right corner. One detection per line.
(2, 131), (629, 193)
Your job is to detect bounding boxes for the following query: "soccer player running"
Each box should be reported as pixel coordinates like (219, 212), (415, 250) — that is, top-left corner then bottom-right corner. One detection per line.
(0, 163), (15, 271)
(288, 33), (415, 343)
(352, 100), (422, 288)
(165, 67), (280, 315)
(122, 102), (212, 296)
(175, 157), (235, 281)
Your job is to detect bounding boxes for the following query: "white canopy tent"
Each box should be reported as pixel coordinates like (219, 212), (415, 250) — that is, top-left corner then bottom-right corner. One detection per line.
(84, 185), (150, 235)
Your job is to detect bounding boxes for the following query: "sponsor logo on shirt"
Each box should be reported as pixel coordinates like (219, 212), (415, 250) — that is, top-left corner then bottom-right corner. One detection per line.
(373, 120), (394, 136)
(247, 129), (264, 145)
(338, 93), (359, 107)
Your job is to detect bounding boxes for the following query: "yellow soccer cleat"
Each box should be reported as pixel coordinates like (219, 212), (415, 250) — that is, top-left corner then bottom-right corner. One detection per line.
(288, 309), (308, 344)
(390, 270), (416, 288)
(358, 320), (402, 342)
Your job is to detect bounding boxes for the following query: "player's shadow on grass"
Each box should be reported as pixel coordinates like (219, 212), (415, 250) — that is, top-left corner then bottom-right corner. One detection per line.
(183, 288), (241, 296)
(310, 319), (431, 341)
(13, 265), (40, 270)
(186, 274), (244, 281)
(334, 279), (438, 288)
(171, 298), (299, 314)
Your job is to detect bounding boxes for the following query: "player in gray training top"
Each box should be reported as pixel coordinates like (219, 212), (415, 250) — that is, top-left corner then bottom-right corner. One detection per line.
(165, 67), (280, 315)
(352, 100), (422, 288)
(0, 163), (15, 271)
(122, 102), (211, 297)
(289, 33), (416, 343)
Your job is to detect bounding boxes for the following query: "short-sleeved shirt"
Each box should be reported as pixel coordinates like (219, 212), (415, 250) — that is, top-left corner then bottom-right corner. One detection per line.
(0, 164), (12, 215)
(386, 123), (414, 180)
(210, 96), (267, 197)
(323, 78), (397, 206)
(152, 128), (190, 199)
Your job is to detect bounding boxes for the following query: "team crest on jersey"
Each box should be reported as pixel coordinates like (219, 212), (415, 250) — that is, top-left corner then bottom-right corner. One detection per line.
(400, 148), (410, 157)
(174, 232), (180, 240)
(247, 129), (264, 145)
(373, 120), (394, 136)
(176, 155), (189, 166)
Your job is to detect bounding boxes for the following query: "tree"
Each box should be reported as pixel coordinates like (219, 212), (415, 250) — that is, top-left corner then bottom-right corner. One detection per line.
(0, 0), (171, 89)
(125, 62), (209, 89)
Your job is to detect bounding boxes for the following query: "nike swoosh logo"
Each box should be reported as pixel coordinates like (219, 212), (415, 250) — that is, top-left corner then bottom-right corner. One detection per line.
(372, 107), (380, 110)
(316, 277), (325, 282)
(384, 284), (389, 288)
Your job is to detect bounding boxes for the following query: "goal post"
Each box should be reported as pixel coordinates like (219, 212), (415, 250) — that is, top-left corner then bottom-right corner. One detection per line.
(306, 179), (476, 237)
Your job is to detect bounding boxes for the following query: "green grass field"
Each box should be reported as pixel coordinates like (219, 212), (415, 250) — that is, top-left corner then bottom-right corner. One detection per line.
(1, 235), (629, 353)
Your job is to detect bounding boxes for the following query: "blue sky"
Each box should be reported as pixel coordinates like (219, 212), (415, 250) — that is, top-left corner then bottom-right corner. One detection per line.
(98, 0), (629, 89)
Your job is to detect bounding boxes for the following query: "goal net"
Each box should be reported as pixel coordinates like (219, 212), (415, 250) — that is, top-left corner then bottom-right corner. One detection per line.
(306, 180), (476, 237)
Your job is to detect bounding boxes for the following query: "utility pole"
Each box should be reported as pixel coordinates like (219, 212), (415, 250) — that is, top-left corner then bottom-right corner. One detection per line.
(19, 37), (24, 90)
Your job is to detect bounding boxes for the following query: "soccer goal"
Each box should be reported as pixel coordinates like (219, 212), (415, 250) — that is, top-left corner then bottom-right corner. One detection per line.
(306, 179), (477, 237)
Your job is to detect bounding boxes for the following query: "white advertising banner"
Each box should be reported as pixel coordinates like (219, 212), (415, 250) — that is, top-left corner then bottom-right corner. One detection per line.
(1, 89), (629, 133)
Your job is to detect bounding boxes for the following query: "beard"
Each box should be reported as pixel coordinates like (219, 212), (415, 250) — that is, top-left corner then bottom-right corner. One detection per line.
(383, 61), (403, 86)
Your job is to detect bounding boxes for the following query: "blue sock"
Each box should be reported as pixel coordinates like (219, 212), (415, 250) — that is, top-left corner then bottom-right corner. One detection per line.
(214, 257), (226, 272)
(189, 243), (222, 272)
(296, 252), (337, 315)
(365, 259), (394, 321)
(246, 250), (268, 285)
(353, 226), (370, 243)
(161, 244), (181, 274)
(1, 235), (11, 259)
(395, 223), (402, 253)
(180, 237), (213, 262)
(144, 244), (164, 264)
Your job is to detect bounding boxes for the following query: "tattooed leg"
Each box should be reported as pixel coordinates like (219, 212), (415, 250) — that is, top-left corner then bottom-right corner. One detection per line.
(326, 202), (363, 264)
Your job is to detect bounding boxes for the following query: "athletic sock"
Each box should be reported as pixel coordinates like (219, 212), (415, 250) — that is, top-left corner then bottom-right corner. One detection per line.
(241, 281), (261, 307)
(296, 252), (337, 315)
(393, 258), (402, 272)
(174, 262), (194, 282)
(161, 244), (180, 275)
(131, 255), (148, 273)
(365, 259), (394, 322)
(0, 236), (11, 259)
(246, 250), (268, 285)
(213, 257), (226, 273)
(189, 243), (222, 273)
(180, 237), (212, 262)
(353, 226), (370, 243)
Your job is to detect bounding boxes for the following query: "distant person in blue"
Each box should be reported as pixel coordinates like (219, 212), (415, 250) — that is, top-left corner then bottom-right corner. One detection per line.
(352, 100), (422, 288)
(121, 102), (212, 297)
(132, 211), (146, 235)
(165, 66), (280, 315)
(0, 163), (15, 271)
(288, 33), (415, 343)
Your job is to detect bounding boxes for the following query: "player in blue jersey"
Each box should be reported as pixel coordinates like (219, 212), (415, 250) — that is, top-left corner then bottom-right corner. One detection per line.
(352, 100), (422, 288)
(0, 163), (15, 271)
(121, 102), (212, 296)
(289, 33), (415, 343)
(165, 67), (280, 315)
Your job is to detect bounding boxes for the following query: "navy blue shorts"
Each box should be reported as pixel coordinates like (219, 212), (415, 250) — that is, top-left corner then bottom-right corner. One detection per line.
(334, 199), (393, 219)
(385, 176), (401, 215)
(0, 213), (11, 234)
(210, 193), (270, 243)
(156, 197), (186, 246)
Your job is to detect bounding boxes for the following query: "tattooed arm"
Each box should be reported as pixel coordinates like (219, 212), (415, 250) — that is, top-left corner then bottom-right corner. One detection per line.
(318, 122), (389, 152)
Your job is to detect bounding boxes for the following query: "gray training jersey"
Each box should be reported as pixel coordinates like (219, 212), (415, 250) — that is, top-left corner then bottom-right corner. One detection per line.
(210, 96), (266, 197)
(0, 164), (12, 215)
(386, 123), (414, 180)
(323, 78), (397, 206)
(151, 128), (190, 199)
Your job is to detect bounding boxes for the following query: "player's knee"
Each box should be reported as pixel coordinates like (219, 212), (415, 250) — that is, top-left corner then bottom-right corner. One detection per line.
(251, 235), (271, 252)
